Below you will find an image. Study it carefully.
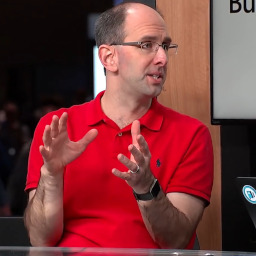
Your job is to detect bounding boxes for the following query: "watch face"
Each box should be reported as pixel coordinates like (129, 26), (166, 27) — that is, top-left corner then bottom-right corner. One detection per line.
(151, 179), (160, 197)
(133, 179), (160, 201)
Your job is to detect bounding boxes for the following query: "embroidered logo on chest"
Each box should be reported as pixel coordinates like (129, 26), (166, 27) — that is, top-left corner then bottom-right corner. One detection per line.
(156, 159), (161, 167)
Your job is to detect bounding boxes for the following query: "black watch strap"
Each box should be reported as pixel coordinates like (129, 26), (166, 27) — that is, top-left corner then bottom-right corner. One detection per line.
(133, 179), (160, 201)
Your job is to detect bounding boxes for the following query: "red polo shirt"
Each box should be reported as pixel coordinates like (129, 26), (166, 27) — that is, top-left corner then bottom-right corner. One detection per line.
(26, 91), (213, 249)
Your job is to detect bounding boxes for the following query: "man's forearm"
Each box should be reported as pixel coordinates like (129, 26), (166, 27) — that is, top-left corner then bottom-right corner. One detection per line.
(137, 190), (199, 249)
(24, 165), (64, 246)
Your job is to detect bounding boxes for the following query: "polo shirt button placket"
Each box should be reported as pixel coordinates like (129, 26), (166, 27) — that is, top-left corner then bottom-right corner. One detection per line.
(118, 132), (122, 137)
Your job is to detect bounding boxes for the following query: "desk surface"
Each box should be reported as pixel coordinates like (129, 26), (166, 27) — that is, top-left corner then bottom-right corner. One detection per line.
(0, 247), (255, 256)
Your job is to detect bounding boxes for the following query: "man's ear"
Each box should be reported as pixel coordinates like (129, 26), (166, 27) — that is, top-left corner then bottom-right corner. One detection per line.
(98, 45), (118, 73)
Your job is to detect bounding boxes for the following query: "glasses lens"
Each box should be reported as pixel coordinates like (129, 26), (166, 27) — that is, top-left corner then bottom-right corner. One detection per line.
(140, 41), (178, 55)
(141, 42), (155, 52)
(169, 45), (178, 55)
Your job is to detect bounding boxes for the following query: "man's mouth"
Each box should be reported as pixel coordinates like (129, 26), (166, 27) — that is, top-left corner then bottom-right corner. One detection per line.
(149, 73), (164, 82)
(152, 75), (160, 80)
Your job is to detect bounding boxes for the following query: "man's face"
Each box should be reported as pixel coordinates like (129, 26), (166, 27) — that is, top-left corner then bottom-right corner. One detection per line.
(114, 5), (171, 99)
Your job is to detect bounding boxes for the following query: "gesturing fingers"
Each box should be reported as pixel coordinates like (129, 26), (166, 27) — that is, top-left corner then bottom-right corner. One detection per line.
(135, 134), (151, 158)
(78, 129), (98, 150)
(41, 113), (67, 157)
(117, 153), (140, 174)
(58, 112), (68, 134)
(50, 115), (60, 138)
(131, 120), (140, 148)
(42, 125), (52, 149)
(113, 121), (153, 192)
(129, 134), (151, 165)
(130, 120), (140, 162)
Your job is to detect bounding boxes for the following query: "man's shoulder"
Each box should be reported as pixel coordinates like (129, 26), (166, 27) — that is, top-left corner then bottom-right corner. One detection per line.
(38, 101), (92, 126)
(156, 101), (206, 129)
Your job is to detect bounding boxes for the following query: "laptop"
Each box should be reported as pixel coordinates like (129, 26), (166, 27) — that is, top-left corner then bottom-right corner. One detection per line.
(236, 177), (256, 229)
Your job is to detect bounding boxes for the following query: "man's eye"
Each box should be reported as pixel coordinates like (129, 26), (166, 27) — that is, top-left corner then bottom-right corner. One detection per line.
(141, 42), (153, 49)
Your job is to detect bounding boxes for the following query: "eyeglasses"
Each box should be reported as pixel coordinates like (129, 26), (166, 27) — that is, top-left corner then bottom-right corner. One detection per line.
(111, 41), (178, 55)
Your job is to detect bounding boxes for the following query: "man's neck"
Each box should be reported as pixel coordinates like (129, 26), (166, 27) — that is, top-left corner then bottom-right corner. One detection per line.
(101, 90), (152, 129)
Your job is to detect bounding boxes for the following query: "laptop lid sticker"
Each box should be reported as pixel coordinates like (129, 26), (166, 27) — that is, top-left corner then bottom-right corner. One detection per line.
(243, 185), (256, 204)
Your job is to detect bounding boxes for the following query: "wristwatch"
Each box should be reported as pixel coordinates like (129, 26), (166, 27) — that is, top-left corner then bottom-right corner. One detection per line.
(133, 179), (160, 201)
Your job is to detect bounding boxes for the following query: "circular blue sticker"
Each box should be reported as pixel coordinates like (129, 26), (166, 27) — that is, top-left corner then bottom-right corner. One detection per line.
(242, 185), (256, 204)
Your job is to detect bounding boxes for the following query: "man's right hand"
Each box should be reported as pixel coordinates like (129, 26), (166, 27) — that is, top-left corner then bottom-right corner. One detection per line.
(39, 112), (98, 175)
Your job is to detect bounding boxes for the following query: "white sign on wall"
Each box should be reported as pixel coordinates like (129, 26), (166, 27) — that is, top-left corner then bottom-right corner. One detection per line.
(211, 0), (256, 124)
(93, 46), (106, 98)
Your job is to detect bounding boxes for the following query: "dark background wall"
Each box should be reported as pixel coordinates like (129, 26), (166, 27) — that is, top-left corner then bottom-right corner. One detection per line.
(0, 0), (113, 217)
(0, 0), (113, 65)
(0, 0), (113, 112)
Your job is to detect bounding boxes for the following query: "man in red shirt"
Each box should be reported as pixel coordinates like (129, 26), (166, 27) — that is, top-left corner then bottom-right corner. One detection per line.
(24, 2), (213, 249)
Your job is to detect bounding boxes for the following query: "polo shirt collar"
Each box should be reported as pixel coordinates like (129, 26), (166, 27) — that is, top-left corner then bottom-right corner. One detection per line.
(87, 91), (106, 125)
(139, 97), (163, 131)
(87, 91), (163, 131)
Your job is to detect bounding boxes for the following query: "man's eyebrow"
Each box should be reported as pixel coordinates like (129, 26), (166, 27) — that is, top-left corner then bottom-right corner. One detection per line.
(139, 36), (172, 42)
(164, 37), (172, 43)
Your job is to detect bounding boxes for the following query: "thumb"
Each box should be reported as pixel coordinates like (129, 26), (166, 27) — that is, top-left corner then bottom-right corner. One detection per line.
(79, 129), (98, 149)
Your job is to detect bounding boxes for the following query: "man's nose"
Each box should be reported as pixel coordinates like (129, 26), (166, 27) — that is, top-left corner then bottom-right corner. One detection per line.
(154, 47), (168, 66)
